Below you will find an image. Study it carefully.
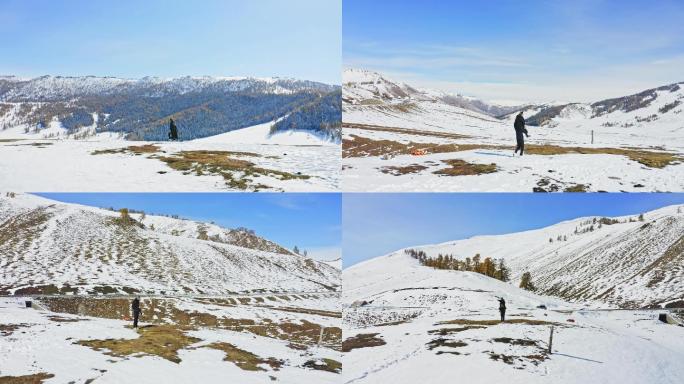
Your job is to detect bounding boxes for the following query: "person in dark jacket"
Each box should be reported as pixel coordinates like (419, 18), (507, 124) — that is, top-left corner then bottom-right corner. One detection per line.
(168, 118), (178, 141)
(513, 112), (529, 156)
(131, 297), (141, 328)
(498, 297), (506, 322)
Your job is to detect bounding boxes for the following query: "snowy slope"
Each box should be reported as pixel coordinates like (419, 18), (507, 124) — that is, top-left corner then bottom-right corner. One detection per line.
(322, 258), (342, 270)
(393, 205), (684, 309)
(191, 120), (338, 146)
(0, 193), (340, 295)
(343, 68), (519, 117)
(0, 294), (342, 384)
(342, 69), (684, 192)
(343, 252), (684, 384)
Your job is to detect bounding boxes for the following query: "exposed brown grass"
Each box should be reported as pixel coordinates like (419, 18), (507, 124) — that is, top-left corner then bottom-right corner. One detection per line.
(434, 159), (498, 176)
(344, 123), (471, 140)
(437, 318), (559, 326)
(428, 326), (487, 335)
(343, 132), (682, 168)
(303, 358), (342, 373)
(128, 144), (161, 154)
(426, 338), (468, 351)
(156, 150), (309, 190)
(77, 324), (200, 364)
(343, 135), (484, 158)
(0, 373), (55, 384)
(379, 164), (429, 176)
(0, 324), (29, 336)
(258, 306), (342, 318)
(206, 342), (283, 371)
(342, 333), (386, 352)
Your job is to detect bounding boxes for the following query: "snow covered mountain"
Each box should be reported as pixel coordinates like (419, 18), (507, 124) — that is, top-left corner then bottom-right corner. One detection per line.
(0, 193), (340, 295)
(343, 68), (520, 117)
(382, 205), (684, 309)
(343, 248), (684, 384)
(0, 75), (335, 101)
(520, 82), (684, 128)
(0, 75), (341, 141)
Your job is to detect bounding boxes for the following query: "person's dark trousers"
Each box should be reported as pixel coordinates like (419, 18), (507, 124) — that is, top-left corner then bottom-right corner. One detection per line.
(515, 132), (525, 155)
(500, 310), (505, 322)
(133, 310), (140, 328)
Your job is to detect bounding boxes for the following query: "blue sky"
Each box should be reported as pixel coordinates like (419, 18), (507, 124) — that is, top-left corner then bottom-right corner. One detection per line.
(344, 0), (684, 103)
(0, 0), (341, 84)
(343, 193), (684, 268)
(36, 193), (341, 261)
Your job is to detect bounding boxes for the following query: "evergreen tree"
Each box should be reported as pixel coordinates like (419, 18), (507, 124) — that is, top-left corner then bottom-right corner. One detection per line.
(519, 272), (536, 291)
(293, 245), (300, 255)
(496, 259), (510, 282)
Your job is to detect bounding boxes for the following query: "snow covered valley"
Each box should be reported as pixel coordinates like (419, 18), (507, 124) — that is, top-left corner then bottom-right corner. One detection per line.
(341, 204), (684, 383)
(342, 69), (684, 192)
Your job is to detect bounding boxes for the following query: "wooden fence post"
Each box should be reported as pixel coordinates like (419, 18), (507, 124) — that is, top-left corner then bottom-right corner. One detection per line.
(318, 326), (325, 346)
(548, 326), (554, 354)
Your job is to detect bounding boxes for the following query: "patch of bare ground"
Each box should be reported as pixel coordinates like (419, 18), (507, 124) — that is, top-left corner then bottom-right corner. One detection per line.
(342, 333), (387, 352)
(92, 144), (161, 156)
(437, 318), (560, 326)
(41, 297), (341, 349)
(434, 159), (497, 176)
(206, 342), (283, 371)
(428, 326), (487, 336)
(154, 150), (309, 190)
(534, 177), (590, 193)
(343, 134), (681, 168)
(379, 164), (428, 175)
(77, 324), (200, 363)
(302, 358), (342, 373)
(426, 338), (468, 351)
(257, 306), (342, 318)
(343, 135), (486, 158)
(486, 337), (550, 367)
(0, 323), (30, 336)
(0, 373), (55, 384)
(344, 123), (471, 140)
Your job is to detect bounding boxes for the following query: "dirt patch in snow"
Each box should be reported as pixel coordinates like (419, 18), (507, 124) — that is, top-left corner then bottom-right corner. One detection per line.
(0, 373), (55, 384)
(206, 342), (283, 371)
(342, 333), (387, 352)
(303, 358), (342, 373)
(434, 159), (498, 176)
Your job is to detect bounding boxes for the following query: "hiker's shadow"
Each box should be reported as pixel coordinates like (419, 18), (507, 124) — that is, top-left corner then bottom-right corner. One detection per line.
(474, 151), (513, 158)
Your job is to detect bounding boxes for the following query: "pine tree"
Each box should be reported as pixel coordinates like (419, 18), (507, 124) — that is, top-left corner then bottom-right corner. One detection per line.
(472, 254), (481, 273)
(638, 213), (644, 222)
(519, 272), (536, 291)
(293, 245), (300, 255)
(496, 259), (510, 282)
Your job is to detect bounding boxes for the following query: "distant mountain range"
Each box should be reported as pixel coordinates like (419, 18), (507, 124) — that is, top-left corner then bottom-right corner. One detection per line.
(343, 68), (684, 132)
(0, 75), (341, 141)
(0, 193), (340, 295)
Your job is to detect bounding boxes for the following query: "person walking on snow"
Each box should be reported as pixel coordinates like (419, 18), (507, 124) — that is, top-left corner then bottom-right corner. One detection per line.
(131, 297), (142, 328)
(498, 297), (506, 322)
(513, 111), (529, 156)
(168, 118), (179, 141)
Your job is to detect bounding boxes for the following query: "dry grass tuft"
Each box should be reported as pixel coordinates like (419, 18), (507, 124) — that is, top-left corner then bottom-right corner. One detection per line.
(342, 333), (386, 352)
(206, 342), (283, 371)
(77, 324), (200, 363)
(434, 159), (497, 176)
(0, 373), (55, 384)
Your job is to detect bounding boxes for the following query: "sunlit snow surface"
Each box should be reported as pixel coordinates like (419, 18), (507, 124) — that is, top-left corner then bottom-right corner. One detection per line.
(0, 120), (340, 192)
